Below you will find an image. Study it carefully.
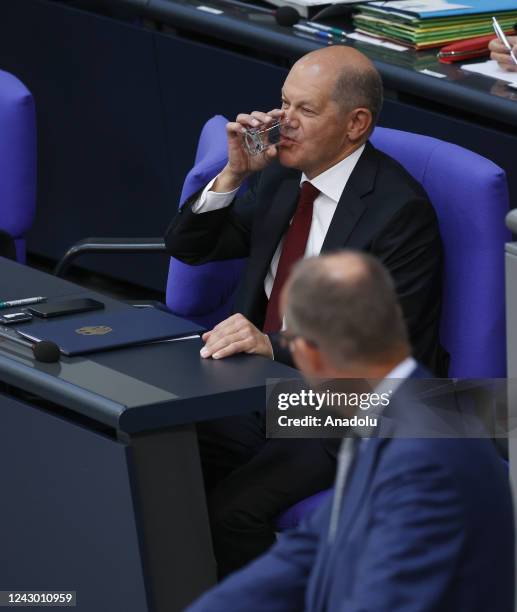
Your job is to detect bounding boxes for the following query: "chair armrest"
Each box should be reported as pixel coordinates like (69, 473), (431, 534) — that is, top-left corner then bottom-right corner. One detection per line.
(54, 237), (167, 277)
(506, 210), (517, 235)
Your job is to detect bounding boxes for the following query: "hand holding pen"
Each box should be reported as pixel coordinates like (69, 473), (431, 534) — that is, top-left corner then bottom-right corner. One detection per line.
(489, 17), (517, 72)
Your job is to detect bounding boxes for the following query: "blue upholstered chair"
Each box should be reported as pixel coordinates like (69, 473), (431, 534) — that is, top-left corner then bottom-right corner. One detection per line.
(165, 116), (511, 530)
(0, 69), (37, 262)
(165, 116), (247, 328)
(370, 127), (510, 379)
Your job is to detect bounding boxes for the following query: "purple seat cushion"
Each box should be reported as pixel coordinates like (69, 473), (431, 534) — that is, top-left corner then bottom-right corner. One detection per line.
(166, 115), (246, 326)
(275, 489), (333, 531)
(371, 127), (509, 378)
(0, 70), (36, 263)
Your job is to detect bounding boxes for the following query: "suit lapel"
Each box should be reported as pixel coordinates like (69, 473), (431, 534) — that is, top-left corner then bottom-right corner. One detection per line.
(311, 439), (384, 612)
(258, 173), (300, 267)
(333, 438), (383, 539)
(313, 368), (431, 611)
(321, 142), (379, 252)
(254, 142), (380, 271)
(247, 173), (300, 302)
(327, 367), (426, 543)
(241, 144), (380, 321)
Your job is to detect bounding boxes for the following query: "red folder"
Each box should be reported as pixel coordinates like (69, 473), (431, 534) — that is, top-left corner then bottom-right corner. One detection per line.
(438, 31), (514, 64)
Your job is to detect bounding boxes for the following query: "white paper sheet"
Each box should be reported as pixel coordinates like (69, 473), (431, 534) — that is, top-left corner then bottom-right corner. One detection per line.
(462, 60), (517, 85)
(347, 31), (408, 51)
(267, 0), (369, 6)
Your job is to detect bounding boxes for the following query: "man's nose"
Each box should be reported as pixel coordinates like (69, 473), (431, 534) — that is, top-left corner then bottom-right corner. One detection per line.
(284, 110), (299, 129)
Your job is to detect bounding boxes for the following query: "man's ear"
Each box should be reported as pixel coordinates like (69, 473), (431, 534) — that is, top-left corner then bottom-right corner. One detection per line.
(291, 337), (325, 377)
(346, 108), (373, 143)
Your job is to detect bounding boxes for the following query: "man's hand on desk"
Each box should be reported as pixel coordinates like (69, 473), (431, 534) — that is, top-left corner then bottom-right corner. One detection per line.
(200, 313), (273, 360)
(489, 36), (517, 71)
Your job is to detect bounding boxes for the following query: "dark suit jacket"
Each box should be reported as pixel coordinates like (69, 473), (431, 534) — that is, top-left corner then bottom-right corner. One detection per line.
(186, 366), (515, 612)
(165, 142), (448, 374)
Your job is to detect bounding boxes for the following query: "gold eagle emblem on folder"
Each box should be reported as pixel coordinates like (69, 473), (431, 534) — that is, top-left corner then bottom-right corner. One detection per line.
(75, 325), (112, 336)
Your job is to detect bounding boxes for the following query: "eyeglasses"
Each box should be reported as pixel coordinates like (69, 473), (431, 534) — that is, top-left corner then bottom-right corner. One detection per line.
(278, 330), (318, 351)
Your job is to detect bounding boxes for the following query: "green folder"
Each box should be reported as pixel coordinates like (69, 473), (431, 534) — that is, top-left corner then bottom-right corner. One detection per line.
(353, 6), (517, 49)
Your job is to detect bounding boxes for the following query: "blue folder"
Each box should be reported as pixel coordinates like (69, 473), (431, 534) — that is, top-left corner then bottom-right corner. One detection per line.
(367, 0), (517, 19)
(16, 307), (204, 356)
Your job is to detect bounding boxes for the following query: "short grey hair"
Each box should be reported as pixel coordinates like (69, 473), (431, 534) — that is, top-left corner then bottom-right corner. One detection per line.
(332, 65), (384, 129)
(285, 251), (408, 368)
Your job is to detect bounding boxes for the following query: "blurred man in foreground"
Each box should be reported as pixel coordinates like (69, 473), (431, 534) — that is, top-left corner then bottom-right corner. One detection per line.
(187, 252), (514, 612)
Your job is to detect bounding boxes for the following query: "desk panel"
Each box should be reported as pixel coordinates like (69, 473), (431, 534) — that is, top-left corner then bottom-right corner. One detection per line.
(0, 391), (149, 611)
(0, 258), (298, 610)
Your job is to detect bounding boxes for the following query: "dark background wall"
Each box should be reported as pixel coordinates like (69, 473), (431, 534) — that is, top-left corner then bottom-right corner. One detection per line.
(0, 0), (515, 291)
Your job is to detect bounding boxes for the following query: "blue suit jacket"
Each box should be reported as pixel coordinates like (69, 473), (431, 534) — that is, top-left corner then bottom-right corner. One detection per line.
(188, 368), (514, 611)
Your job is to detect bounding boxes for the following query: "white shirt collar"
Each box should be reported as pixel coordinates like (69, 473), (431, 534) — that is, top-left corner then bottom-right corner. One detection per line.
(301, 144), (366, 204)
(359, 356), (418, 411)
(376, 356), (418, 396)
(352, 356), (418, 440)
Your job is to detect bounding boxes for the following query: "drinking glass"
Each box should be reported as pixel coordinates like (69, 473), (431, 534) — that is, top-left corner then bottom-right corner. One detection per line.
(242, 119), (289, 156)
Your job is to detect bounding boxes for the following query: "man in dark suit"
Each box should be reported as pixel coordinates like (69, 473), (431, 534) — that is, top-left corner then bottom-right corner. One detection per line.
(186, 252), (514, 612)
(165, 45), (447, 575)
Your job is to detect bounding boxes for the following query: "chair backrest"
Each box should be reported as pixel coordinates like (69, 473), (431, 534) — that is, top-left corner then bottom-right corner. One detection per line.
(167, 118), (510, 377)
(166, 115), (246, 328)
(0, 70), (36, 263)
(371, 127), (510, 378)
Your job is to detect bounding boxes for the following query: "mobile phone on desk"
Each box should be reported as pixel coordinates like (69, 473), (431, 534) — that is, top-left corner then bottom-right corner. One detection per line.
(27, 298), (104, 318)
(0, 312), (33, 325)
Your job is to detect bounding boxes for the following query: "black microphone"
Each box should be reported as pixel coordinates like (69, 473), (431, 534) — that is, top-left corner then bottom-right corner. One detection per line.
(275, 6), (300, 27)
(0, 329), (61, 363)
(33, 340), (61, 363)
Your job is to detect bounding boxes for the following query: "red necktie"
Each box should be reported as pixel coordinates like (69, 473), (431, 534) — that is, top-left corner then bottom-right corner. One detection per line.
(263, 181), (319, 334)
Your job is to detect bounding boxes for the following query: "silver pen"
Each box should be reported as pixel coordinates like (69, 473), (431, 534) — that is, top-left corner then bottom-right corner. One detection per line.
(492, 17), (517, 66)
(293, 23), (335, 42)
(0, 296), (46, 309)
(307, 21), (347, 38)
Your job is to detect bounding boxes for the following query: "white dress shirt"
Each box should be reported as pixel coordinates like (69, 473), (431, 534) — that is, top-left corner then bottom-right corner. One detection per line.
(191, 145), (366, 312)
